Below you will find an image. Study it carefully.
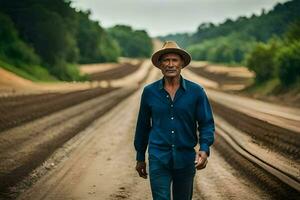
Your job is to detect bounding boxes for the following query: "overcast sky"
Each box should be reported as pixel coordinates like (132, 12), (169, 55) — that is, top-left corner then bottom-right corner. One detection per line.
(72, 0), (289, 37)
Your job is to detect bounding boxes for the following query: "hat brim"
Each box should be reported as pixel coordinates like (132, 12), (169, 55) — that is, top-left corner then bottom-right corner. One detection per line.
(151, 48), (191, 68)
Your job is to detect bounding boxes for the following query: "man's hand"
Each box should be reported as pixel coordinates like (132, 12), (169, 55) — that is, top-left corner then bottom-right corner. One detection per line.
(195, 151), (208, 170)
(135, 161), (148, 179)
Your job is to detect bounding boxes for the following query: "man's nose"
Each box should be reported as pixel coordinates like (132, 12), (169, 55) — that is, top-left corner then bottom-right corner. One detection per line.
(167, 60), (175, 67)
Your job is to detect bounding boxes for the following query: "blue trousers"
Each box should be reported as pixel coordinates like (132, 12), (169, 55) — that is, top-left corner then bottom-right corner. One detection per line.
(149, 155), (196, 200)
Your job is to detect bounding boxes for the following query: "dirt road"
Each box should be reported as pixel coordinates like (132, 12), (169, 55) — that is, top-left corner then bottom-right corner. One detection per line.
(17, 88), (152, 200)
(15, 65), (160, 200)
(2, 58), (299, 199)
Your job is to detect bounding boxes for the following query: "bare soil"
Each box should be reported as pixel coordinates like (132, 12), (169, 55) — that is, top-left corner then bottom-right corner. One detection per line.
(195, 148), (273, 200)
(15, 89), (152, 200)
(189, 64), (253, 91)
(79, 63), (122, 75)
(0, 87), (117, 131)
(88, 61), (143, 81)
(213, 133), (299, 199)
(0, 59), (151, 198)
(210, 99), (300, 161)
(0, 87), (136, 195)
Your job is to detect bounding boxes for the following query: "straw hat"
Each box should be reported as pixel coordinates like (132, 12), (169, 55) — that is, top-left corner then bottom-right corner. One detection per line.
(151, 41), (191, 68)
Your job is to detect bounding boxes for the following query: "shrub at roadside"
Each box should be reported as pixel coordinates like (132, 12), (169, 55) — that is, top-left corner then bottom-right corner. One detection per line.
(246, 20), (300, 87)
(246, 39), (281, 83)
(276, 41), (300, 86)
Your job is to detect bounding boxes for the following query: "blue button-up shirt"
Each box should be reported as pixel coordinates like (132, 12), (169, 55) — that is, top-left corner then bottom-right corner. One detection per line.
(134, 76), (215, 169)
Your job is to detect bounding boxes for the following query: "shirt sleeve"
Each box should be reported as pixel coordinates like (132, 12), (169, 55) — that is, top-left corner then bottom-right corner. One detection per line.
(134, 88), (152, 161)
(196, 88), (215, 156)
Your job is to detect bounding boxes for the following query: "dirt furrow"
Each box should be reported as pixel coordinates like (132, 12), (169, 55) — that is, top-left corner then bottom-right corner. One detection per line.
(0, 93), (59, 107)
(89, 61), (142, 81)
(212, 131), (300, 199)
(189, 65), (252, 87)
(211, 100), (300, 161)
(0, 87), (117, 131)
(0, 86), (136, 195)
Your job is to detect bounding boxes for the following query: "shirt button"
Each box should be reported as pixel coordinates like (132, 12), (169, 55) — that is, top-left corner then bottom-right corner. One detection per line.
(171, 104), (173, 107)
(166, 95), (169, 98)
(171, 117), (174, 120)
(172, 144), (175, 148)
(171, 130), (174, 133)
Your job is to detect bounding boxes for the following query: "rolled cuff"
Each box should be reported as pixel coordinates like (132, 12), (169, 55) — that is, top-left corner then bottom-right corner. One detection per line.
(199, 143), (210, 156)
(136, 152), (145, 161)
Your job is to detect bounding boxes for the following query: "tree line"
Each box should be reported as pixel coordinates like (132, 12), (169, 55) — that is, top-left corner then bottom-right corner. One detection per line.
(246, 20), (300, 86)
(159, 0), (300, 87)
(0, 0), (153, 81)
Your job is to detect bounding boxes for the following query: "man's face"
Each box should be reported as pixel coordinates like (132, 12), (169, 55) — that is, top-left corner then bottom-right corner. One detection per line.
(159, 53), (183, 78)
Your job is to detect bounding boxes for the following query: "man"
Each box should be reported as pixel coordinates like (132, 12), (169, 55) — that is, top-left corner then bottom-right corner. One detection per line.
(134, 41), (215, 200)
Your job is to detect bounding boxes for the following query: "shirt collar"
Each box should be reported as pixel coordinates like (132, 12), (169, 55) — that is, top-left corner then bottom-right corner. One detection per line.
(158, 75), (187, 91)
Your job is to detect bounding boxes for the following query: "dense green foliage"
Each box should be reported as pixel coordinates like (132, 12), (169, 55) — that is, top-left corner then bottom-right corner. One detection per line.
(246, 20), (300, 86)
(161, 0), (300, 46)
(188, 33), (256, 64)
(76, 10), (121, 64)
(246, 39), (281, 83)
(160, 0), (300, 87)
(0, 0), (152, 81)
(0, 12), (57, 81)
(276, 41), (300, 85)
(0, 0), (115, 81)
(159, 0), (300, 64)
(158, 33), (190, 49)
(0, 0), (82, 81)
(276, 20), (300, 86)
(108, 25), (153, 58)
(0, 13), (40, 67)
